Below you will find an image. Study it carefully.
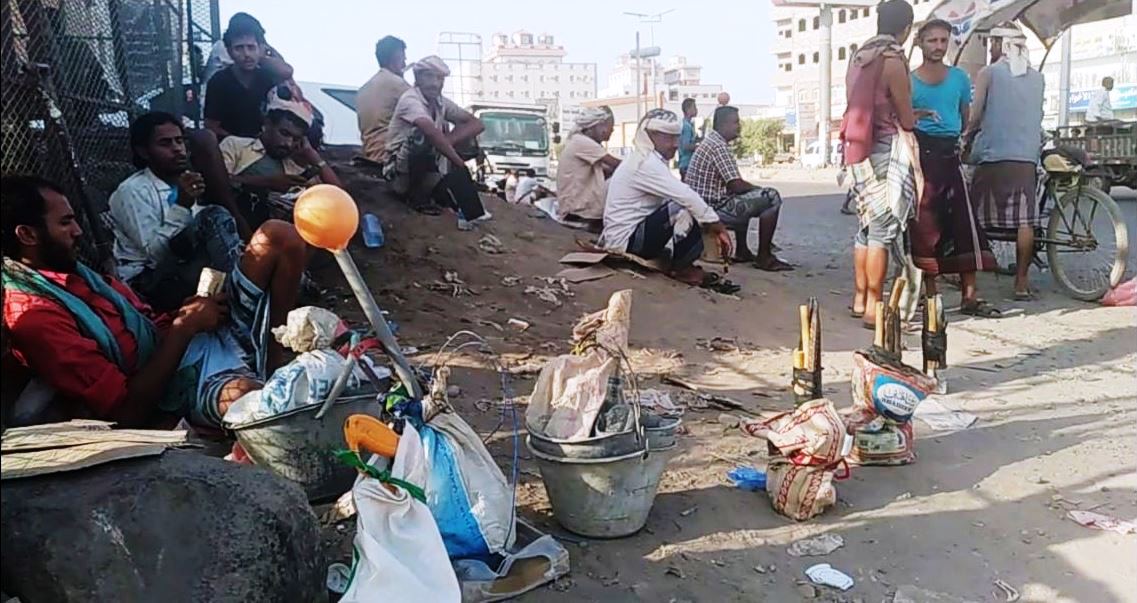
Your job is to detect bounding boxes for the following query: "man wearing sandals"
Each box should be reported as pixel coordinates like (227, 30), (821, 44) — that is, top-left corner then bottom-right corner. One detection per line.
(599, 109), (738, 293)
(685, 106), (793, 272)
(909, 19), (1000, 317)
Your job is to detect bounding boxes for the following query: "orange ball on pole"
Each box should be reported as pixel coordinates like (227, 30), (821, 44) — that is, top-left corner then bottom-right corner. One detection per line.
(293, 184), (359, 251)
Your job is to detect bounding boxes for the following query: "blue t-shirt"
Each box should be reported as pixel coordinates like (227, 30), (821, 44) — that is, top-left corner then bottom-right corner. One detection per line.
(911, 66), (972, 138)
(678, 118), (696, 169)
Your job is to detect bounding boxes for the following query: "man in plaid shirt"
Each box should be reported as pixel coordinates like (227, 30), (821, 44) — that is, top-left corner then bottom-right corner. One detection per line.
(686, 106), (792, 271)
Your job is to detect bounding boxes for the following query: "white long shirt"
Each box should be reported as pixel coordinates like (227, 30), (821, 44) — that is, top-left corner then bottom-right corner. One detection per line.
(599, 150), (720, 252)
(1086, 88), (1113, 122)
(108, 168), (196, 282)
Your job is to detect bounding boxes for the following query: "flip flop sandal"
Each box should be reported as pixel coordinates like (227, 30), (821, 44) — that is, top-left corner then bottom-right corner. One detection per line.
(1013, 290), (1036, 301)
(847, 305), (865, 319)
(961, 300), (1003, 318)
(699, 273), (740, 294)
(411, 203), (444, 216)
(753, 258), (795, 272)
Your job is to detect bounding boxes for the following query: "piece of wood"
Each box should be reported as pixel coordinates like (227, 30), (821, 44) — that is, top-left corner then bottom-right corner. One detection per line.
(874, 302), (885, 347)
(889, 277), (906, 311)
(798, 305), (810, 369)
(558, 251), (608, 265)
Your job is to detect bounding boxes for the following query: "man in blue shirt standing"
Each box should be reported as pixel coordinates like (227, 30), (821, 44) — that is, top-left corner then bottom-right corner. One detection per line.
(910, 18), (998, 317)
(678, 98), (699, 181)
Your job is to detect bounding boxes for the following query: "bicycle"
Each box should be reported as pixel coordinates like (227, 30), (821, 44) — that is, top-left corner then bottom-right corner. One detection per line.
(984, 145), (1129, 301)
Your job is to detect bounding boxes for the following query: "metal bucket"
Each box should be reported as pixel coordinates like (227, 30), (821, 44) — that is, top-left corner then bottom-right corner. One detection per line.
(527, 438), (677, 538)
(526, 415), (682, 459)
(230, 394), (383, 502)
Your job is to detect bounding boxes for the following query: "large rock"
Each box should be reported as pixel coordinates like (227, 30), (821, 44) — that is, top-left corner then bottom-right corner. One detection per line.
(1, 450), (326, 602)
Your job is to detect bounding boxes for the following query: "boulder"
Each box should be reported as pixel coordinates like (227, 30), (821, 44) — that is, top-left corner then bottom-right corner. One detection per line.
(1, 450), (326, 602)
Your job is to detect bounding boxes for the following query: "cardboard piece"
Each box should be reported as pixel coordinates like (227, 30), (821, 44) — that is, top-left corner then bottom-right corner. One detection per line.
(1, 420), (190, 480)
(555, 265), (615, 283)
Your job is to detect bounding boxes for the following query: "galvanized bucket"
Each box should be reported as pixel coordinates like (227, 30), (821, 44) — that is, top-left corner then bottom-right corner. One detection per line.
(526, 415), (682, 459)
(230, 394), (383, 502)
(528, 439), (677, 538)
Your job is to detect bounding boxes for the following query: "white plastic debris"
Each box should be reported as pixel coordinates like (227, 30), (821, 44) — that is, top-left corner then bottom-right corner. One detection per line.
(787, 533), (845, 557)
(805, 563), (854, 591)
(271, 306), (344, 352)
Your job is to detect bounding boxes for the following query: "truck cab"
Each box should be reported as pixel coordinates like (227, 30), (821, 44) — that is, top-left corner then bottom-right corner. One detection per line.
(467, 102), (557, 184)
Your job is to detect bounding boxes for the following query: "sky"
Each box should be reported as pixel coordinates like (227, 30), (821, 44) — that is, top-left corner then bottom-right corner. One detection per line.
(219, 0), (779, 104)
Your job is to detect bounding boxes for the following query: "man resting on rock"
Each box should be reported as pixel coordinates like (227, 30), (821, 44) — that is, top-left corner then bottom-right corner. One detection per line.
(1, 175), (305, 429)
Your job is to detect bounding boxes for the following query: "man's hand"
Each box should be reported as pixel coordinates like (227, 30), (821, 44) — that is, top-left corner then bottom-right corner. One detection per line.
(914, 109), (940, 122)
(172, 295), (229, 334)
(176, 171), (206, 207)
(294, 138), (323, 165)
(706, 222), (734, 259)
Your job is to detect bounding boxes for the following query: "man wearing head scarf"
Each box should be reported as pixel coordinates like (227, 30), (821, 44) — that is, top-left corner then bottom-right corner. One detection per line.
(600, 109), (737, 292)
(218, 87), (344, 228)
(555, 106), (622, 228)
(840, 0), (922, 329)
(384, 55), (487, 219)
(965, 22), (1044, 300)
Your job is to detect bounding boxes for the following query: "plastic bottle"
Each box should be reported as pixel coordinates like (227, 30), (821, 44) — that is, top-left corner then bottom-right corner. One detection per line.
(361, 213), (384, 248)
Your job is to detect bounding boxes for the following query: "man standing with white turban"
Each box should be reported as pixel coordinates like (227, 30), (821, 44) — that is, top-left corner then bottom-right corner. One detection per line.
(385, 55), (487, 218)
(555, 106), (622, 229)
(965, 22), (1044, 300)
(600, 109), (738, 292)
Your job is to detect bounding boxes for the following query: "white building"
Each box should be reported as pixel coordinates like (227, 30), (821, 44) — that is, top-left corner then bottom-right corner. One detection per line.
(478, 31), (597, 123)
(589, 54), (768, 155)
(1031, 15), (1137, 125)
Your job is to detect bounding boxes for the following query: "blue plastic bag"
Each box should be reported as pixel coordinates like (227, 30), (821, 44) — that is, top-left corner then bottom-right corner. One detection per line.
(727, 466), (767, 491)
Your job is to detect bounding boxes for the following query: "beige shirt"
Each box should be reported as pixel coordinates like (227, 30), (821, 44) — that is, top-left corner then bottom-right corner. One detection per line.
(555, 133), (609, 220)
(386, 87), (465, 163)
(356, 68), (411, 161)
(218, 136), (304, 176)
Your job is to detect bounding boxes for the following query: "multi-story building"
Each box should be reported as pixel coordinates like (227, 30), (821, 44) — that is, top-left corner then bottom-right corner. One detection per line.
(1031, 15), (1136, 125)
(480, 31), (598, 108)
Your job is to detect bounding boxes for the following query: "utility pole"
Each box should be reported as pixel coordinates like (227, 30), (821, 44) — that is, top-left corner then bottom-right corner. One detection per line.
(1057, 29), (1072, 126)
(624, 10), (674, 123)
(818, 4), (833, 167)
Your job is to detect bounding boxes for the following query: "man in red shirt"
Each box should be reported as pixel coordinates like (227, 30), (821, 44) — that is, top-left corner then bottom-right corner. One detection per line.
(2, 175), (305, 428)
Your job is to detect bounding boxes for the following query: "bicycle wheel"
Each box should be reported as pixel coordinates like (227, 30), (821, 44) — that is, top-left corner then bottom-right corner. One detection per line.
(1046, 185), (1129, 301)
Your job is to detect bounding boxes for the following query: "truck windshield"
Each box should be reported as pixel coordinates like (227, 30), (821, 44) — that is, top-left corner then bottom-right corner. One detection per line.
(480, 112), (548, 153)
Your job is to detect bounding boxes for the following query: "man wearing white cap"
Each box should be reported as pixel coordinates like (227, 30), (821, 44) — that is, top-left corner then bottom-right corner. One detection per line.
(219, 86), (344, 227)
(600, 109), (738, 292)
(385, 55), (487, 218)
(555, 106), (621, 228)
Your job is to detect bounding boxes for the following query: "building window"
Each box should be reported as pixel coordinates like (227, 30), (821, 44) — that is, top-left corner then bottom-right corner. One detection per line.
(850, 10), (857, 20)
(798, 54), (805, 65)
(812, 16), (819, 29)
(838, 47), (846, 60)
(838, 9), (846, 23)
(812, 51), (819, 63)
(862, 8), (869, 17)
(850, 43), (858, 53)
(798, 19), (806, 32)
(784, 63), (792, 72)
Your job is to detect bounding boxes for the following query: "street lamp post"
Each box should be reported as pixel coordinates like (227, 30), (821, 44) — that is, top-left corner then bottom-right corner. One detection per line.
(624, 10), (673, 123)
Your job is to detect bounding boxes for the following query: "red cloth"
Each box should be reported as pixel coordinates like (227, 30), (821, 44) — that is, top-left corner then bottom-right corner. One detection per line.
(841, 41), (901, 165)
(3, 269), (169, 417)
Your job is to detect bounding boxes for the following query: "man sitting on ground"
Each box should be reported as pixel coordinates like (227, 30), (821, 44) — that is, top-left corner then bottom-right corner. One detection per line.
(109, 112), (255, 312)
(2, 175), (305, 429)
(357, 35), (411, 164)
(220, 90), (343, 228)
(599, 109), (737, 293)
(204, 13), (294, 139)
(514, 169), (552, 205)
(686, 105), (792, 271)
(556, 107), (621, 229)
(384, 56), (487, 219)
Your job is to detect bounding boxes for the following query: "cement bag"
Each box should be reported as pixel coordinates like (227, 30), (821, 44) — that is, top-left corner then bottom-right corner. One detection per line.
(526, 290), (632, 440)
(417, 411), (516, 558)
(850, 349), (936, 424)
(766, 458), (845, 521)
(341, 424), (460, 602)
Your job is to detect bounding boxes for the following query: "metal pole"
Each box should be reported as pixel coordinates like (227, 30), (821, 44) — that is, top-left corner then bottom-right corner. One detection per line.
(1057, 29), (1072, 126)
(818, 4), (833, 167)
(635, 30), (642, 122)
(333, 250), (423, 399)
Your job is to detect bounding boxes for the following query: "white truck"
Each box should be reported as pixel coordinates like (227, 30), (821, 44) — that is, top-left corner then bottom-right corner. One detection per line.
(466, 102), (558, 184)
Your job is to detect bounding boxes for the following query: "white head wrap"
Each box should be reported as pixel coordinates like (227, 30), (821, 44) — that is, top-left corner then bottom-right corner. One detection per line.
(625, 108), (682, 172)
(411, 55), (451, 77)
(570, 107), (611, 136)
(990, 23), (1029, 77)
(266, 86), (314, 127)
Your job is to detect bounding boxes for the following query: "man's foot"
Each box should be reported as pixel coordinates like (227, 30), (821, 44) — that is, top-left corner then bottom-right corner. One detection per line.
(752, 254), (794, 272)
(734, 247), (756, 262)
(960, 299), (1003, 318)
(1013, 289), (1037, 301)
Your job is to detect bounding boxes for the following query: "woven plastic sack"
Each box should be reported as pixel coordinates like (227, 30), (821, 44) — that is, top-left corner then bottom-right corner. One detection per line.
(766, 458), (845, 521)
(762, 398), (848, 466)
(850, 349), (937, 424)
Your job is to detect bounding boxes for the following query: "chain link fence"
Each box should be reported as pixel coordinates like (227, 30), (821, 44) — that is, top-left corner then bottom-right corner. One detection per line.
(1, 0), (219, 266)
